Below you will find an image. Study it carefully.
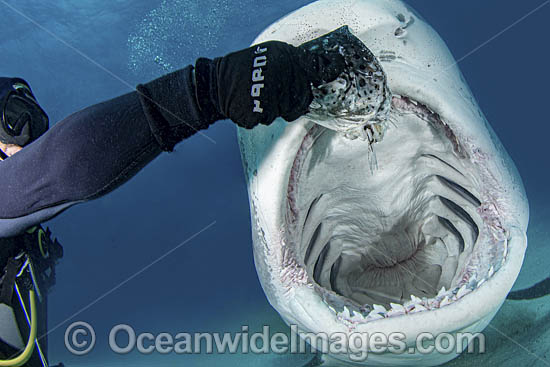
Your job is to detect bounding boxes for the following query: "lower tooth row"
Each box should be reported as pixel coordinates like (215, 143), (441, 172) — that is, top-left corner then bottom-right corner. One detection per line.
(330, 266), (496, 322)
(334, 282), (479, 323)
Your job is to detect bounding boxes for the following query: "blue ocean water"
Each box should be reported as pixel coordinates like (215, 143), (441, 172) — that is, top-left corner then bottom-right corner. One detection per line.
(0, 0), (548, 366)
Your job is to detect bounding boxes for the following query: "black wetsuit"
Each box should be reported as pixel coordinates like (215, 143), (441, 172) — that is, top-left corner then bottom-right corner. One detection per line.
(0, 66), (208, 238)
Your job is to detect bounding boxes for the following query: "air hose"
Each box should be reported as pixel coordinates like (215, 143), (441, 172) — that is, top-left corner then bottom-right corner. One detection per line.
(0, 290), (37, 366)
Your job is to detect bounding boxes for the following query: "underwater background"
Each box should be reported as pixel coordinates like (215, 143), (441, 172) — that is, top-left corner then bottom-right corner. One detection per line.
(0, 0), (549, 366)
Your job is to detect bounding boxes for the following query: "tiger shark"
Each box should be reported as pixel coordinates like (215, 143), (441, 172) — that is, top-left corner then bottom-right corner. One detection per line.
(237, 0), (529, 365)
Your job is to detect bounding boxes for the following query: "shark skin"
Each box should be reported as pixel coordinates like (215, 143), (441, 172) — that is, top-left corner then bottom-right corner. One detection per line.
(237, 0), (529, 365)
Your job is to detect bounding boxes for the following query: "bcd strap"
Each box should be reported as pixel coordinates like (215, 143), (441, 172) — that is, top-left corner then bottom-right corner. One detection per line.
(0, 258), (21, 305)
(1, 225), (63, 305)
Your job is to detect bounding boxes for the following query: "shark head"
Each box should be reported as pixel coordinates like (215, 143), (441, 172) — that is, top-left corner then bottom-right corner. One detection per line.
(238, 0), (529, 365)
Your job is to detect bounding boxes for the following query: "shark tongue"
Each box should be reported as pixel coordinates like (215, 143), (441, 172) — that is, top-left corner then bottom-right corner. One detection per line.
(301, 25), (392, 141)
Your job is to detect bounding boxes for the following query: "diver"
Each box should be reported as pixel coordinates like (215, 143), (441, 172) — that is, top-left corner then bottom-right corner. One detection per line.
(0, 40), (345, 366)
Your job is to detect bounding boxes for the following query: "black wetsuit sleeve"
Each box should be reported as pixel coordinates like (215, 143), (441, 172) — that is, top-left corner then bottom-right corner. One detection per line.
(0, 66), (212, 237)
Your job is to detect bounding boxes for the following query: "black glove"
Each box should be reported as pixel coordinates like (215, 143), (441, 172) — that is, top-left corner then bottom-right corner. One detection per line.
(194, 40), (346, 129)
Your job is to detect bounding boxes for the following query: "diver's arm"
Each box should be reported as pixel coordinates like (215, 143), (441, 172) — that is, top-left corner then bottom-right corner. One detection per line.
(0, 66), (203, 237)
(0, 41), (345, 237)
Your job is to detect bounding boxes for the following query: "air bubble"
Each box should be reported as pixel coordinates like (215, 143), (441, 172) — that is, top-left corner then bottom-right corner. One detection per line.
(128, 0), (233, 78)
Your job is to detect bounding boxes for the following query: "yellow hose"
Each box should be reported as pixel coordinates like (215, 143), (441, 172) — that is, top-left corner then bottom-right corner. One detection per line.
(0, 290), (37, 366)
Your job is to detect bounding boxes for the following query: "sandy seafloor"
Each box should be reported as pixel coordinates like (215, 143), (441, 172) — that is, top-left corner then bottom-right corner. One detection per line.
(0, 0), (548, 366)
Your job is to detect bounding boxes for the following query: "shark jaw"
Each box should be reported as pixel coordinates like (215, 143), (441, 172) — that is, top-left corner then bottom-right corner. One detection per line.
(284, 89), (512, 330)
(246, 94), (527, 366)
(238, 0), (529, 365)
(287, 95), (508, 321)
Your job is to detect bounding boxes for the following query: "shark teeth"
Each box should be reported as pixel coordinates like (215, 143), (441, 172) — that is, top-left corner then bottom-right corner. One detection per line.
(456, 284), (471, 299)
(390, 302), (406, 312)
(410, 294), (422, 303)
(350, 311), (368, 323)
(387, 303), (406, 317)
(439, 296), (452, 307)
(326, 271), (488, 323)
(330, 282), (480, 322)
(367, 312), (384, 321)
(342, 306), (352, 319)
(362, 304), (387, 321)
(410, 303), (428, 313)
(372, 304), (387, 314)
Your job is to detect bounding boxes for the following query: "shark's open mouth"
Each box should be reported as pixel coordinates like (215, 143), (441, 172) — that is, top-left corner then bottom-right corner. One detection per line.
(285, 95), (509, 322)
(239, 3), (528, 365)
